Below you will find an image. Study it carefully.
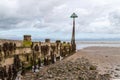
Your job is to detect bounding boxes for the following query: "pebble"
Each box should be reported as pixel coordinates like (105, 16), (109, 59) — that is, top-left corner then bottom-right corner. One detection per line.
(37, 58), (111, 80)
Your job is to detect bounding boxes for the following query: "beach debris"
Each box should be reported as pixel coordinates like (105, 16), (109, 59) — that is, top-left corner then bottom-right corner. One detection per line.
(37, 58), (111, 80)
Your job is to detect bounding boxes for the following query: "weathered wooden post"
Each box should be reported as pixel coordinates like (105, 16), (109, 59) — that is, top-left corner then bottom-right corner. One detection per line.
(62, 42), (67, 57)
(56, 40), (61, 61)
(45, 39), (51, 56)
(0, 45), (2, 62)
(70, 13), (78, 53)
(13, 43), (16, 54)
(38, 58), (41, 67)
(39, 42), (41, 59)
(66, 42), (71, 55)
(8, 65), (12, 80)
(23, 35), (32, 48)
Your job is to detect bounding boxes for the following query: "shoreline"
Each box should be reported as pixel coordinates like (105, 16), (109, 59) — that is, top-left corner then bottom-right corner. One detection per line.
(1, 43), (120, 79)
(75, 47), (120, 79)
(21, 46), (119, 80)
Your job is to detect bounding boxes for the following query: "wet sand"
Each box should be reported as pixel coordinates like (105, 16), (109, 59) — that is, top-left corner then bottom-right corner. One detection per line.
(66, 47), (120, 79)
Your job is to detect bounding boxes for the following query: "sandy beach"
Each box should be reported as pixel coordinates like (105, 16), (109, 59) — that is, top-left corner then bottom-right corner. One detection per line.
(66, 46), (120, 79)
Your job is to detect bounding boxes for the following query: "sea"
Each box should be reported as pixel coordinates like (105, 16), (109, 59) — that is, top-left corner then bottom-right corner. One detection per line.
(76, 41), (120, 50)
(32, 39), (120, 50)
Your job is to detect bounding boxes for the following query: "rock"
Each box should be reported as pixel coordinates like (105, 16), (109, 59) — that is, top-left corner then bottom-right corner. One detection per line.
(38, 58), (111, 80)
(89, 65), (97, 70)
(117, 65), (120, 67)
(114, 74), (120, 78)
(49, 74), (53, 78)
(23, 57), (111, 80)
(115, 68), (120, 71)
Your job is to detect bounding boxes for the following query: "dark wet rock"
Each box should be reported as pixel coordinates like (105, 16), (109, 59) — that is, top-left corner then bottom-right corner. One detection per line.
(114, 74), (120, 78)
(105, 56), (108, 57)
(89, 65), (97, 70)
(115, 68), (120, 71)
(117, 65), (120, 67)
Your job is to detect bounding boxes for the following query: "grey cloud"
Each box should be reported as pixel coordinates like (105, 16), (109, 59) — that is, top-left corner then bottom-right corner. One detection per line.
(0, 0), (120, 34)
(0, 0), (62, 30)
(0, 17), (21, 29)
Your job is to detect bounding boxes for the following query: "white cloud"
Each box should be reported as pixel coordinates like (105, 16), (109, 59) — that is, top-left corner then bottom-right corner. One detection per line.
(0, 0), (120, 39)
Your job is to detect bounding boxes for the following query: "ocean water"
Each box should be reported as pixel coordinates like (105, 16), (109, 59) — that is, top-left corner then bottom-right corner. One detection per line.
(76, 41), (120, 50)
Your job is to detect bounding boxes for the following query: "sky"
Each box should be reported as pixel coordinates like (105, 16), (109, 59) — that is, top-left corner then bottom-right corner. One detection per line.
(0, 0), (120, 41)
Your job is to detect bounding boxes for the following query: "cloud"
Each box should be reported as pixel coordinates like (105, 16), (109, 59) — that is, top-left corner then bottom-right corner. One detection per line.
(0, 0), (120, 39)
(0, 0), (62, 30)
